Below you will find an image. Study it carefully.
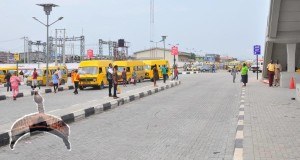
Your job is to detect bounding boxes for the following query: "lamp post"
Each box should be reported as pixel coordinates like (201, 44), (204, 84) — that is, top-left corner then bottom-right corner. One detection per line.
(33, 3), (63, 86)
(161, 36), (167, 60)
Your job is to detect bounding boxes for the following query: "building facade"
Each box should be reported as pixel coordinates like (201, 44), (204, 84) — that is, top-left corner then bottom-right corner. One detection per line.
(134, 48), (193, 66)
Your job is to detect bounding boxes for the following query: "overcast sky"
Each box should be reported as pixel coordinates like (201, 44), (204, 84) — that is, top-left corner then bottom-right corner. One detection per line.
(0, 0), (270, 60)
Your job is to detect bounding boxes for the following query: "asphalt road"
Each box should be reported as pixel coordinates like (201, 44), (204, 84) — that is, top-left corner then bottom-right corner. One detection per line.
(0, 79), (154, 125)
(0, 72), (242, 160)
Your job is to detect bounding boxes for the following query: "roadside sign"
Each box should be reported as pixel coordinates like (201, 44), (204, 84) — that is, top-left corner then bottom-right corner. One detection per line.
(14, 53), (20, 61)
(87, 49), (94, 58)
(253, 45), (261, 55)
(171, 46), (178, 56)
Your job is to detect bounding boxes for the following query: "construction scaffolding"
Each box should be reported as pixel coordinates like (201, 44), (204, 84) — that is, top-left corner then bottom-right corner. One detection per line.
(50, 35), (85, 64)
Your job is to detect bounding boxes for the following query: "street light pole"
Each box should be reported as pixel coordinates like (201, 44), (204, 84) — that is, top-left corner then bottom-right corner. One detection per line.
(46, 13), (49, 86)
(34, 3), (63, 86)
(162, 36), (167, 60)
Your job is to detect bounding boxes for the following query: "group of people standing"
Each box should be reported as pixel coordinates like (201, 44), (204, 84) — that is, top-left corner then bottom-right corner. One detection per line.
(267, 60), (282, 87)
(230, 60), (282, 88)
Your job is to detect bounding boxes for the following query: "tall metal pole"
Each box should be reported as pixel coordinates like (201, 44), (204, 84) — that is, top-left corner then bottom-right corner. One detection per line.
(62, 29), (66, 65)
(163, 40), (166, 60)
(46, 14), (49, 86)
(23, 37), (26, 63)
(256, 55), (258, 80)
(55, 29), (58, 66)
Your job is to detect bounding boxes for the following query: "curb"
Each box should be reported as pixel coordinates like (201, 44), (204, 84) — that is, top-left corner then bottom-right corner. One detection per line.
(0, 85), (74, 101)
(0, 81), (181, 147)
(180, 71), (200, 75)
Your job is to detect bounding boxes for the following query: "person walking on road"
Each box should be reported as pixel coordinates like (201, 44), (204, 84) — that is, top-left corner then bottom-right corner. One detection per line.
(274, 60), (282, 87)
(57, 67), (62, 85)
(107, 63), (113, 97)
(267, 60), (276, 87)
(31, 68), (39, 90)
(10, 72), (21, 100)
(5, 71), (12, 92)
(52, 71), (59, 93)
(73, 69), (80, 95)
(153, 64), (159, 87)
(132, 69), (137, 85)
(122, 68), (127, 87)
(161, 65), (167, 83)
(241, 63), (248, 87)
(112, 65), (119, 99)
(231, 66), (238, 83)
(172, 66), (179, 81)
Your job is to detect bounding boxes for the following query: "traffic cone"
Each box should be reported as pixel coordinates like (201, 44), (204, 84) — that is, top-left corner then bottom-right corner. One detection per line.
(290, 77), (295, 89)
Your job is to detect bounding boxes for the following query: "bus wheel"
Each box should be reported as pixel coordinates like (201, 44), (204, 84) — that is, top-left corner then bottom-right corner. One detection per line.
(79, 86), (84, 90)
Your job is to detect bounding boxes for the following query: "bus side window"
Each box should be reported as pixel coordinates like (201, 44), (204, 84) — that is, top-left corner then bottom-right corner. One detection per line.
(99, 68), (103, 74)
(3, 70), (6, 74)
(126, 67), (130, 72)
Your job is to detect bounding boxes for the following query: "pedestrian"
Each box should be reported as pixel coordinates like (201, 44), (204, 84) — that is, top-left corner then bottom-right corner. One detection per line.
(172, 66), (179, 81)
(73, 69), (80, 95)
(161, 65), (167, 83)
(231, 65), (238, 83)
(107, 63), (113, 97)
(52, 71), (59, 93)
(122, 68), (127, 87)
(5, 71), (12, 92)
(212, 64), (216, 73)
(132, 69), (137, 85)
(31, 68), (39, 90)
(19, 70), (24, 82)
(112, 65), (119, 99)
(241, 63), (248, 87)
(274, 60), (282, 87)
(57, 67), (62, 85)
(153, 64), (159, 87)
(267, 60), (276, 87)
(10, 72), (21, 100)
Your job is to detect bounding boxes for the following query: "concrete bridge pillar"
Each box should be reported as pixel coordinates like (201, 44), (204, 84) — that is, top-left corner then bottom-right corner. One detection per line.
(287, 43), (296, 73)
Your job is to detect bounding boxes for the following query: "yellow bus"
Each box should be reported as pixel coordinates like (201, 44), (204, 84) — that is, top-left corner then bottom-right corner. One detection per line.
(78, 60), (113, 90)
(26, 66), (68, 86)
(143, 60), (172, 80)
(0, 66), (18, 83)
(113, 60), (146, 83)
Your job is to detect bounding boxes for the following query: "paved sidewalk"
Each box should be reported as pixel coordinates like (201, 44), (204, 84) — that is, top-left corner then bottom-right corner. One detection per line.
(243, 76), (300, 160)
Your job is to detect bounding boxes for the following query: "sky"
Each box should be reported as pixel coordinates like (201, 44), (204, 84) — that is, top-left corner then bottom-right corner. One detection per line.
(0, 0), (270, 60)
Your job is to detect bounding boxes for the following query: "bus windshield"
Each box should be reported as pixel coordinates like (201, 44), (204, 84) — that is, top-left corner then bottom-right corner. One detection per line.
(78, 67), (98, 75)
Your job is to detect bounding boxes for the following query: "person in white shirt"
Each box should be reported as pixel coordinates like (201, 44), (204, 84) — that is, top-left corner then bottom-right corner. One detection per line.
(107, 63), (113, 97)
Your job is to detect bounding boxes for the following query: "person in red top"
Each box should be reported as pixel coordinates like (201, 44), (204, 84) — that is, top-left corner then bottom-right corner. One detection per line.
(31, 68), (39, 90)
(172, 66), (179, 81)
(10, 72), (21, 100)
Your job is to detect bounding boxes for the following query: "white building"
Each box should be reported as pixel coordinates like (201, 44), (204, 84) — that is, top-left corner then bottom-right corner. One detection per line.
(133, 48), (193, 67)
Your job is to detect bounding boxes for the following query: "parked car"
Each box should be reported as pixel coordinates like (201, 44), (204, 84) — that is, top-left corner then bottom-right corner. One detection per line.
(200, 65), (211, 72)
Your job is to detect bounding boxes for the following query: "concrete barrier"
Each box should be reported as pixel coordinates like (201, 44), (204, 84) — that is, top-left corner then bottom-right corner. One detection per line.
(45, 88), (52, 93)
(0, 95), (6, 101)
(58, 87), (64, 92)
(16, 93), (24, 98)
(68, 86), (74, 90)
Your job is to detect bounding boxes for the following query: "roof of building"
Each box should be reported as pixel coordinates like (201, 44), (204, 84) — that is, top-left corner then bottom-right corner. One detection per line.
(134, 48), (192, 56)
